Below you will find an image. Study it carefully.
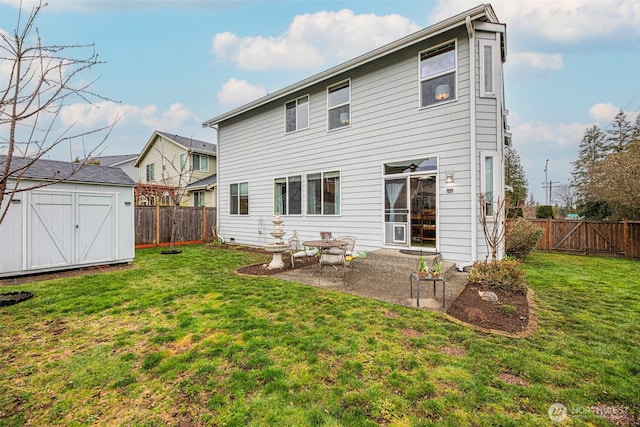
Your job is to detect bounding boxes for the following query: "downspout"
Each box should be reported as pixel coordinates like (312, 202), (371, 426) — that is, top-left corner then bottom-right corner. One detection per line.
(460, 15), (478, 271)
(214, 125), (223, 243)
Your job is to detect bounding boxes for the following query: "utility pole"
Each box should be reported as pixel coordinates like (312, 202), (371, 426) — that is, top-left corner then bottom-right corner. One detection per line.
(542, 159), (559, 205)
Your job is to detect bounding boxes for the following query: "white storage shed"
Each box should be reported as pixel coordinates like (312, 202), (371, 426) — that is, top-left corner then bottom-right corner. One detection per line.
(0, 157), (136, 278)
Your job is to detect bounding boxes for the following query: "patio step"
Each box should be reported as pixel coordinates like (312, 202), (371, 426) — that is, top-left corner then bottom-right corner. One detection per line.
(351, 249), (456, 279)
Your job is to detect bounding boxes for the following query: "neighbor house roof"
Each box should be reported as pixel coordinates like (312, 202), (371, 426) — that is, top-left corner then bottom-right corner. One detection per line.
(1, 155), (136, 186)
(91, 154), (138, 167)
(203, 4), (502, 128)
(185, 174), (217, 191)
(134, 131), (217, 167)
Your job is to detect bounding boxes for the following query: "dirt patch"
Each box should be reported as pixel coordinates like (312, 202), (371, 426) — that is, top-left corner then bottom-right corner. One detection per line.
(446, 282), (529, 335)
(235, 253), (319, 276)
(499, 372), (530, 386)
(400, 328), (423, 338)
(440, 346), (467, 357)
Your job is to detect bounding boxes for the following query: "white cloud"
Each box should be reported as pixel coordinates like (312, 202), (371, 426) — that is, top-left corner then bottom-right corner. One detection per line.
(212, 9), (419, 71)
(508, 52), (563, 71)
(430, 0), (640, 43)
(216, 78), (267, 107)
(513, 120), (587, 150)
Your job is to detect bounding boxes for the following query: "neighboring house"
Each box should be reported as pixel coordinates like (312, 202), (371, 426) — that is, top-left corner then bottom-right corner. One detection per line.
(0, 156), (135, 277)
(133, 131), (217, 207)
(202, 4), (509, 265)
(90, 154), (139, 182)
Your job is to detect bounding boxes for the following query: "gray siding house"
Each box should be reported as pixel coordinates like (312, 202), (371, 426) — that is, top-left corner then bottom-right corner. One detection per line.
(203, 4), (509, 266)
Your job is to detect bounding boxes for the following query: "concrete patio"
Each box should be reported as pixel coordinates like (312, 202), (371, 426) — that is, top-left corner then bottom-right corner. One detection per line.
(275, 249), (468, 312)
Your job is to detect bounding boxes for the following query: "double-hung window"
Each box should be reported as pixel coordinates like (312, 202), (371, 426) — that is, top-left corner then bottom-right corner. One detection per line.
(327, 80), (350, 130)
(230, 182), (249, 215)
(145, 163), (155, 182)
(274, 176), (302, 215)
(285, 96), (309, 133)
(192, 153), (208, 172)
(306, 171), (340, 215)
(419, 41), (456, 108)
(480, 40), (498, 97)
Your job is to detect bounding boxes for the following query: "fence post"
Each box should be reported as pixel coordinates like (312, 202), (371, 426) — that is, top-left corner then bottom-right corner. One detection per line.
(623, 219), (629, 259)
(546, 218), (552, 251)
(202, 205), (207, 242)
(155, 204), (160, 247)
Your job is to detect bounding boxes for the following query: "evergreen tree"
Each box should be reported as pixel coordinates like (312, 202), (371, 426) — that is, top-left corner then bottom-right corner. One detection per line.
(605, 110), (633, 153)
(572, 125), (606, 197)
(504, 146), (528, 207)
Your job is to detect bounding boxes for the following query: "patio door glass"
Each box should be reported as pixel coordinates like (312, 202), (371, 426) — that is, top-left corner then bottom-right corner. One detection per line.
(384, 178), (408, 245)
(410, 175), (437, 248)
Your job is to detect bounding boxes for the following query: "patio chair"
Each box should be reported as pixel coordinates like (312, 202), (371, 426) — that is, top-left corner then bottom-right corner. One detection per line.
(319, 244), (346, 283)
(289, 236), (317, 268)
(336, 236), (356, 256)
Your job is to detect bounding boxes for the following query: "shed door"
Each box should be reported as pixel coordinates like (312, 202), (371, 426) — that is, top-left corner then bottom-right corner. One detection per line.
(28, 191), (116, 270)
(76, 193), (116, 264)
(29, 192), (74, 269)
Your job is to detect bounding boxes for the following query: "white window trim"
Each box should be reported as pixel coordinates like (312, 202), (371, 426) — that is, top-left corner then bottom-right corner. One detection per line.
(418, 39), (458, 110)
(273, 175), (303, 216)
(229, 182), (249, 216)
(306, 170), (342, 216)
(327, 79), (351, 132)
(284, 95), (310, 134)
(480, 151), (498, 217)
(479, 39), (498, 98)
(192, 153), (208, 172)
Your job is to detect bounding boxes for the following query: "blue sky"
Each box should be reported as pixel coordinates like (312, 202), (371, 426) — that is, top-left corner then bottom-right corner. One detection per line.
(1, 0), (639, 203)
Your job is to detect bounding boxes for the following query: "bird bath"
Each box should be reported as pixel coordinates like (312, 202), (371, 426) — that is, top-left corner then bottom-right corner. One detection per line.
(264, 214), (290, 269)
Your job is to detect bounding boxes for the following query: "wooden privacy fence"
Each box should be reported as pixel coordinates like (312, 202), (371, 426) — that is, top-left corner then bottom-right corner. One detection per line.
(135, 206), (217, 248)
(523, 219), (640, 259)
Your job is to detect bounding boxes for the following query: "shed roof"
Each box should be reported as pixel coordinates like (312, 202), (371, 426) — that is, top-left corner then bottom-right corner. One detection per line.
(1, 155), (136, 187)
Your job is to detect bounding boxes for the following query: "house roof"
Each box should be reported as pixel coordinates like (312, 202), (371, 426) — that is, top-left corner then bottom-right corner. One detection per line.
(203, 4), (502, 128)
(1, 155), (136, 186)
(134, 131), (217, 167)
(91, 154), (138, 167)
(185, 174), (217, 191)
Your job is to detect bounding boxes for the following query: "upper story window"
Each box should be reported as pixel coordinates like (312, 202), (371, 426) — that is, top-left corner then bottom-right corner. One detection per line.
(285, 95), (309, 133)
(145, 163), (155, 182)
(307, 171), (340, 215)
(480, 40), (497, 97)
(230, 182), (248, 215)
(179, 153), (187, 171)
(419, 41), (456, 108)
(327, 80), (350, 130)
(274, 175), (302, 215)
(192, 153), (208, 172)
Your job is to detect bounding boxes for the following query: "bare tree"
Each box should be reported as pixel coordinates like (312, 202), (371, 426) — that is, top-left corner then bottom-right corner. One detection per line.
(0, 1), (117, 225)
(553, 183), (576, 212)
(478, 193), (507, 261)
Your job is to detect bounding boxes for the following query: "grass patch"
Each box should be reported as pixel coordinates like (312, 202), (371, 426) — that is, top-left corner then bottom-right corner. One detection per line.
(1, 247), (638, 426)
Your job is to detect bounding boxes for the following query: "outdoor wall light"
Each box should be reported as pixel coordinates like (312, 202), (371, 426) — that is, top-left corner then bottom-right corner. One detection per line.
(435, 84), (450, 101)
(339, 112), (350, 125)
(445, 171), (454, 184)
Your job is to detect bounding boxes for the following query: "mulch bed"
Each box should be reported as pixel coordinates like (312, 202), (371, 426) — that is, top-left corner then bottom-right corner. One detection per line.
(446, 282), (529, 335)
(236, 254), (318, 275)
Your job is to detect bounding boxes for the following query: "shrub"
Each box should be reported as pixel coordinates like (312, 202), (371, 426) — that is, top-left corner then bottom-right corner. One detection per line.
(507, 207), (523, 218)
(536, 205), (555, 219)
(469, 260), (527, 295)
(506, 218), (543, 258)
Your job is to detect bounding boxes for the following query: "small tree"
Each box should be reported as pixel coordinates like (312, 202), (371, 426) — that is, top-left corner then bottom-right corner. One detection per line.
(478, 193), (507, 261)
(1, 1), (117, 225)
(505, 146), (528, 208)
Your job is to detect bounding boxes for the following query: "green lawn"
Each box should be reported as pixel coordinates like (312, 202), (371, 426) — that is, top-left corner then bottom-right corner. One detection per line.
(0, 247), (638, 426)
